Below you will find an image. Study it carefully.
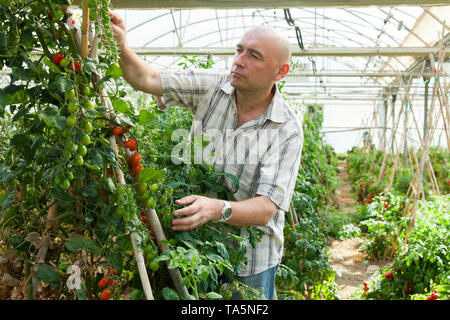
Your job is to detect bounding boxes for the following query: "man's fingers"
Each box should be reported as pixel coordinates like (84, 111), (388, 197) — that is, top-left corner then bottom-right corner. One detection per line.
(174, 204), (197, 217)
(175, 195), (200, 206)
(172, 213), (204, 231)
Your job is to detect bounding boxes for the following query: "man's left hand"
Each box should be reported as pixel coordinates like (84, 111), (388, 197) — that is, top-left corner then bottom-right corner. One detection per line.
(172, 195), (223, 231)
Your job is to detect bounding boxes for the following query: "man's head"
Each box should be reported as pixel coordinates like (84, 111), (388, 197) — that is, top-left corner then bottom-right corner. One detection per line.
(230, 26), (291, 92)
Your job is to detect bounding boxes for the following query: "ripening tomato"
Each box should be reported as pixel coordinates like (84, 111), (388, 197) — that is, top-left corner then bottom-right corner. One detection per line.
(59, 58), (70, 68)
(132, 163), (143, 175)
(128, 153), (141, 167)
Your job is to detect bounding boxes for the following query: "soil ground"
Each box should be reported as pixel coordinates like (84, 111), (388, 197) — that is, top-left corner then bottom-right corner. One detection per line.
(327, 160), (393, 300)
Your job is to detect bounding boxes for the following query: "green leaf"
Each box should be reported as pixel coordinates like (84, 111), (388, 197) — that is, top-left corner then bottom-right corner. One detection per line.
(106, 63), (123, 79)
(103, 177), (116, 194)
(49, 75), (72, 95)
(41, 105), (66, 130)
(88, 149), (105, 169)
(162, 287), (180, 300)
(65, 237), (98, 253)
(112, 98), (129, 113)
(138, 109), (155, 124)
(205, 292), (222, 300)
(36, 264), (61, 286)
(10, 134), (31, 148)
(79, 183), (98, 198)
(103, 146), (118, 166)
(42, 56), (62, 75)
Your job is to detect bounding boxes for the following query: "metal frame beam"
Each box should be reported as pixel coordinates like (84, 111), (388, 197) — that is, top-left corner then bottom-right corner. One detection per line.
(133, 46), (450, 57)
(73, 1), (450, 9)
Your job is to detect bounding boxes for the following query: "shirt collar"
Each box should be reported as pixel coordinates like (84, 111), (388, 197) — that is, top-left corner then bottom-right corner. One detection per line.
(221, 81), (289, 124)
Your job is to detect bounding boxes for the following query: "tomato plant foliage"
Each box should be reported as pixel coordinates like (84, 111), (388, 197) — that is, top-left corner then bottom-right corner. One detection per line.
(0, 0), (254, 300)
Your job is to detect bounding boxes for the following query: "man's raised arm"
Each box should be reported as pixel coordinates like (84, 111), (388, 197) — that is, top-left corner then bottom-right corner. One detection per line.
(109, 11), (163, 96)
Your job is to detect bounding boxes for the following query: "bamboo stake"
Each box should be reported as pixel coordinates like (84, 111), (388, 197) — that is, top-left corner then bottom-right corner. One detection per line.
(81, 0), (89, 59)
(404, 43), (445, 239)
(377, 80), (409, 182)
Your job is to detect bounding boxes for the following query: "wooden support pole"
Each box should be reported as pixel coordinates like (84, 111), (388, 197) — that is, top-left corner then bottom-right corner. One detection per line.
(81, 0), (89, 59)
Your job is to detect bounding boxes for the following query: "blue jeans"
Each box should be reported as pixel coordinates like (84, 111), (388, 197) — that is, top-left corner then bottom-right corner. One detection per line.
(223, 264), (278, 300)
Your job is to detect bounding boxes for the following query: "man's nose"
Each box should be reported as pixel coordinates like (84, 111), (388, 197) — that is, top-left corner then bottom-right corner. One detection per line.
(233, 52), (246, 68)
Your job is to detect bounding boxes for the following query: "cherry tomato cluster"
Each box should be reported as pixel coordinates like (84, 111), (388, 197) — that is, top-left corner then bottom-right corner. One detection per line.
(363, 281), (369, 293)
(52, 59), (96, 190)
(426, 290), (439, 300)
(98, 267), (119, 300)
(52, 52), (82, 72)
(384, 272), (394, 280)
(403, 279), (414, 293)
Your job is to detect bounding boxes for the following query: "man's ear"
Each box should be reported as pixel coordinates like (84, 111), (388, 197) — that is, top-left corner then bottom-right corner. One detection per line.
(274, 63), (290, 82)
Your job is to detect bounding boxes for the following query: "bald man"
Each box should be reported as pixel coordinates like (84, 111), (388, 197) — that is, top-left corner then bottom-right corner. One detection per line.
(110, 12), (303, 300)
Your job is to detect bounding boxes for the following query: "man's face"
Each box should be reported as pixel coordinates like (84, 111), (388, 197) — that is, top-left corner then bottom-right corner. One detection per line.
(230, 30), (282, 91)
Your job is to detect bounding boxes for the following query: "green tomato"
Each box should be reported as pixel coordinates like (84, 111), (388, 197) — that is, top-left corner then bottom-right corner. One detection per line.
(66, 115), (77, 127)
(159, 195), (167, 206)
(68, 102), (79, 113)
(60, 58), (70, 68)
(149, 184), (158, 193)
(90, 9), (99, 21)
(60, 179), (70, 189)
(75, 154), (84, 166)
(67, 171), (74, 181)
(81, 86), (91, 96)
(141, 190), (150, 201)
(65, 89), (76, 101)
(83, 100), (95, 109)
(83, 121), (93, 133)
(77, 145), (87, 156)
(145, 197), (156, 209)
(81, 134), (91, 145)
(137, 182), (147, 194)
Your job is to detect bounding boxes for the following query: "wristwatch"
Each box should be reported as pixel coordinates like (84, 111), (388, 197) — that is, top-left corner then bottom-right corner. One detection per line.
(216, 200), (232, 223)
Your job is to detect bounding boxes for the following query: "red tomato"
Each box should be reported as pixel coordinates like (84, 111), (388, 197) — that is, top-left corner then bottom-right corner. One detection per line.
(100, 288), (112, 300)
(112, 126), (122, 136)
(69, 60), (81, 71)
(124, 139), (137, 151)
(52, 53), (65, 66)
(98, 277), (108, 288)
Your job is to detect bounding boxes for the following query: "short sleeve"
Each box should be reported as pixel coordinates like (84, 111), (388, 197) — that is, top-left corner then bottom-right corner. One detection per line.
(256, 131), (303, 212)
(159, 69), (226, 115)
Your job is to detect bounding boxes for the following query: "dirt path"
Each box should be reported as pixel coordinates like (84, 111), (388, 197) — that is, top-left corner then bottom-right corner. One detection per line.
(328, 160), (392, 300)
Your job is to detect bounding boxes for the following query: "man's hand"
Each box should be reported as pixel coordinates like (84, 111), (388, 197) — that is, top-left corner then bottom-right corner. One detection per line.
(172, 195), (223, 231)
(171, 194), (278, 231)
(109, 11), (127, 49)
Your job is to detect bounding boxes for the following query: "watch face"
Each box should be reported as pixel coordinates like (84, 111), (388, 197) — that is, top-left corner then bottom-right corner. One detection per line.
(224, 208), (232, 220)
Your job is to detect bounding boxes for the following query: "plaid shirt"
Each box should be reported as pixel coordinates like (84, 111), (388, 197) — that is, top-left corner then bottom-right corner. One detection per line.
(159, 69), (303, 276)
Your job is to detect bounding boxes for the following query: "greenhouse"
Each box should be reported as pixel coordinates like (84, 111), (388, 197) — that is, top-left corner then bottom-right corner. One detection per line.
(0, 0), (448, 303)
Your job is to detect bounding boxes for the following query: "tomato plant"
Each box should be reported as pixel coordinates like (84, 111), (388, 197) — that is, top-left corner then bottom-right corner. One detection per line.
(0, 1), (260, 300)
